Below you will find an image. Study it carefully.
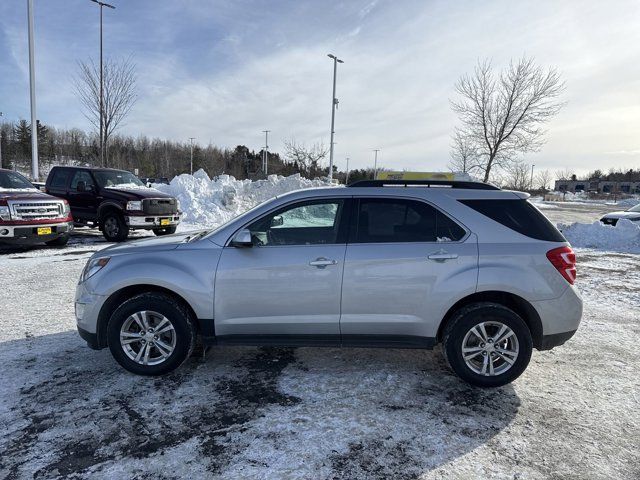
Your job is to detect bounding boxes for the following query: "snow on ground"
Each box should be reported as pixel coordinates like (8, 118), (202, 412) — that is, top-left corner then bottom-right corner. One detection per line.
(1, 176), (639, 479)
(560, 219), (640, 254)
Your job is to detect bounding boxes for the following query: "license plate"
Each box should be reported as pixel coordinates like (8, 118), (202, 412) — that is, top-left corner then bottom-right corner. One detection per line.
(37, 227), (52, 235)
(160, 218), (170, 226)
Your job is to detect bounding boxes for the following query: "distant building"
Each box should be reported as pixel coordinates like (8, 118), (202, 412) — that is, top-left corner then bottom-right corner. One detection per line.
(554, 177), (640, 194)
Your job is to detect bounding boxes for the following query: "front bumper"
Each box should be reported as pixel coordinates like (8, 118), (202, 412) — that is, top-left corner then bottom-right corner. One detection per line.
(0, 221), (73, 243)
(75, 281), (107, 348)
(125, 213), (181, 229)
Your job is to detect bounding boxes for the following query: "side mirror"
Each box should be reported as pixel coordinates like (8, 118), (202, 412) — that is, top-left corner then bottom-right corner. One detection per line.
(77, 181), (87, 192)
(271, 215), (284, 227)
(230, 228), (253, 247)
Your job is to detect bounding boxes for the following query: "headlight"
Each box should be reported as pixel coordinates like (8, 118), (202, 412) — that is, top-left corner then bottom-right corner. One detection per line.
(176, 199), (181, 211)
(0, 205), (10, 221)
(80, 257), (110, 283)
(126, 201), (142, 211)
(62, 201), (70, 215)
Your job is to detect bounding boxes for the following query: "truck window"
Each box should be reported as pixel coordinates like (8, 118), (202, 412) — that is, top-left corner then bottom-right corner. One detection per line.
(50, 169), (71, 189)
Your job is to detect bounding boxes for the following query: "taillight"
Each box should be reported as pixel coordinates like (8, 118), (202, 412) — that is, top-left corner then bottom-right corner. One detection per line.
(546, 246), (577, 284)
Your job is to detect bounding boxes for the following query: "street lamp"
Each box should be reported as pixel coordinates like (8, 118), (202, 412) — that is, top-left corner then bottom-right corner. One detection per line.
(327, 54), (343, 181)
(373, 149), (380, 179)
(530, 164), (535, 190)
(89, 0), (115, 168)
(345, 157), (350, 184)
(262, 130), (270, 175)
(27, 0), (39, 180)
(189, 137), (195, 175)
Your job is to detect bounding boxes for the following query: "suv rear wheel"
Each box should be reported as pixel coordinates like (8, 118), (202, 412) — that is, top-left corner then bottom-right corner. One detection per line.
(443, 302), (533, 387)
(106, 292), (196, 375)
(101, 212), (129, 242)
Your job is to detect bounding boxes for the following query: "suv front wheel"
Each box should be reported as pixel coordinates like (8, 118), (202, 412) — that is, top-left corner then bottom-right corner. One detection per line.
(106, 292), (196, 375)
(443, 302), (533, 388)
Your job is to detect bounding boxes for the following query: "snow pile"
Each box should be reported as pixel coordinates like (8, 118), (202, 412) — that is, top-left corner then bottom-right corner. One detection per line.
(560, 219), (640, 253)
(153, 170), (332, 227)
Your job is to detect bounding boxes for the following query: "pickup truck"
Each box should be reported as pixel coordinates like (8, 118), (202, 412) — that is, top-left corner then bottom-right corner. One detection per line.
(46, 166), (181, 242)
(0, 168), (73, 246)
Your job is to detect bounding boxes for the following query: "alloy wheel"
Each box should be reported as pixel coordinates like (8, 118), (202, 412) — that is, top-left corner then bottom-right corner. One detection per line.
(119, 310), (176, 366)
(461, 321), (519, 376)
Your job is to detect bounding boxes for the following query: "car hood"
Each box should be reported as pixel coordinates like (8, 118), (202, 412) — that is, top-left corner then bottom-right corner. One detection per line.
(97, 230), (206, 256)
(602, 211), (640, 220)
(100, 186), (174, 200)
(0, 189), (60, 202)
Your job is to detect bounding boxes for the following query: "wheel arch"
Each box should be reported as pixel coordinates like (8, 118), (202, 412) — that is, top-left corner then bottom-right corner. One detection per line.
(437, 290), (543, 349)
(97, 202), (124, 224)
(95, 284), (200, 349)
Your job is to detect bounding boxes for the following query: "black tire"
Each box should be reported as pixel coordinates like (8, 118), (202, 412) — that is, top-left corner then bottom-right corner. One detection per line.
(442, 302), (533, 388)
(153, 226), (177, 236)
(106, 292), (196, 375)
(45, 234), (69, 247)
(101, 212), (129, 242)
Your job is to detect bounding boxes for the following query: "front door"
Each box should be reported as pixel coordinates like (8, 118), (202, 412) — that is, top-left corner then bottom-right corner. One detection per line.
(67, 170), (97, 221)
(214, 198), (351, 343)
(340, 197), (478, 345)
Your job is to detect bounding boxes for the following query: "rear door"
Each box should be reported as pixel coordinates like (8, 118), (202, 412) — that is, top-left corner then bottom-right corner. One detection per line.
(46, 167), (72, 200)
(340, 197), (478, 345)
(214, 197), (351, 342)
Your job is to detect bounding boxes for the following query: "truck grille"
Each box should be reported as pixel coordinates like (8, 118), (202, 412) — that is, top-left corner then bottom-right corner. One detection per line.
(8, 200), (65, 220)
(142, 198), (177, 215)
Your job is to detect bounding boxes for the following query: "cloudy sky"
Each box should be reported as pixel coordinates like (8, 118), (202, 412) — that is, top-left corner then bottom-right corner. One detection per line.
(1, 0), (639, 174)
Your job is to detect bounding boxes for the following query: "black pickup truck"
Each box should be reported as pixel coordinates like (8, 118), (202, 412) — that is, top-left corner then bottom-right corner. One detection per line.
(46, 166), (181, 242)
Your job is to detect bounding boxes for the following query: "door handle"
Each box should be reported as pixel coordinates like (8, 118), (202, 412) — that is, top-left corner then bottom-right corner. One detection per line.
(428, 252), (459, 262)
(309, 257), (338, 268)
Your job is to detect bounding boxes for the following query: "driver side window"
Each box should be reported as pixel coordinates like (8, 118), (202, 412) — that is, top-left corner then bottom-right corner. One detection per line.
(70, 171), (94, 191)
(248, 199), (345, 246)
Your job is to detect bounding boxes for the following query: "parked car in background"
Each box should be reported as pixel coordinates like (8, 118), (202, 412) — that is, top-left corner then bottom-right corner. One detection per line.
(0, 168), (73, 246)
(600, 203), (640, 226)
(75, 179), (582, 387)
(46, 166), (181, 242)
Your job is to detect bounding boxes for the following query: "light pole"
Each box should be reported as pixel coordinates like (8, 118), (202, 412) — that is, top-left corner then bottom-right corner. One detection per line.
(27, 0), (39, 180)
(345, 157), (350, 184)
(327, 54), (343, 181)
(262, 130), (270, 175)
(89, 0), (115, 168)
(530, 164), (535, 190)
(373, 149), (380, 179)
(0, 112), (3, 169)
(189, 137), (195, 175)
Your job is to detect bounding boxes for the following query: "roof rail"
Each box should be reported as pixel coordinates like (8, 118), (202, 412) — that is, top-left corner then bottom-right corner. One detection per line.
(347, 179), (500, 190)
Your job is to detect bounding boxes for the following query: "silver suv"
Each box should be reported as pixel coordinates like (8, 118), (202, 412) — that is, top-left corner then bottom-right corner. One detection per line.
(75, 180), (582, 387)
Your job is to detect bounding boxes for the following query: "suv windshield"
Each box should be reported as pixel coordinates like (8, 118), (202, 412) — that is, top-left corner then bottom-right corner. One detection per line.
(93, 170), (145, 189)
(0, 171), (36, 191)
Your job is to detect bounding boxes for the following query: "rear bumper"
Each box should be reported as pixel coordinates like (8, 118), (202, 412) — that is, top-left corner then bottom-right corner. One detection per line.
(532, 284), (583, 349)
(0, 221), (73, 243)
(539, 329), (577, 350)
(125, 213), (181, 229)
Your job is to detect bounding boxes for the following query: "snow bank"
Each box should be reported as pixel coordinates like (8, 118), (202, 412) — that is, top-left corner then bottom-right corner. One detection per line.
(560, 219), (640, 253)
(153, 170), (332, 227)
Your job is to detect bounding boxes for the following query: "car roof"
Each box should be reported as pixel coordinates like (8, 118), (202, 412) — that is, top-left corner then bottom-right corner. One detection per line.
(51, 165), (132, 174)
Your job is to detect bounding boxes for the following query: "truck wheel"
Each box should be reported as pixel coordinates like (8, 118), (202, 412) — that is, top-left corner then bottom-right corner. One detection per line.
(153, 226), (177, 236)
(102, 212), (129, 242)
(442, 302), (532, 388)
(45, 234), (69, 247)
(106, 292), (196, 375)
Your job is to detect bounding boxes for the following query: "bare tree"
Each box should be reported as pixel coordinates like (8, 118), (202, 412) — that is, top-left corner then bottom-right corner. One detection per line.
(535, 169), (553, 191)
(283, 139), (328, 173)
(451, 57), (565, 182)
(74, 57), (137, 166)
(502, 160), (532, 191)
(555, 168), (575, 181)
(448, 129), (480, 174)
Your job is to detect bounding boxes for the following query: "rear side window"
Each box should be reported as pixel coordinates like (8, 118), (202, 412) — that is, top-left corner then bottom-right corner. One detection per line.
(49, 169), (71, 189)
(354, 198), (466, 243)
(460, 199), (566, 242)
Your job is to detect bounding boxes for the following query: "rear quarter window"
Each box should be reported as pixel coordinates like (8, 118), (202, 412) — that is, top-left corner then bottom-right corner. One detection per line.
(460, 199), (566, 242)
